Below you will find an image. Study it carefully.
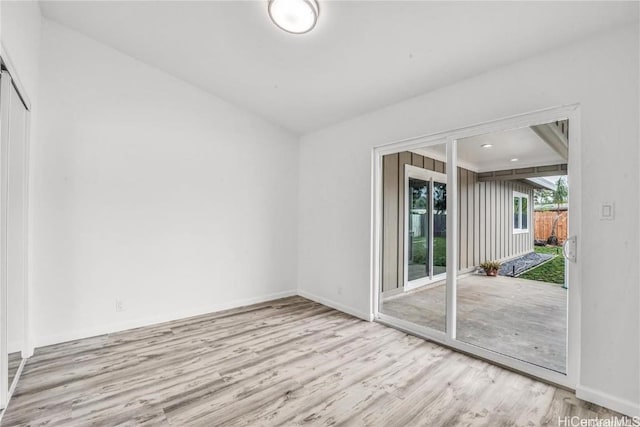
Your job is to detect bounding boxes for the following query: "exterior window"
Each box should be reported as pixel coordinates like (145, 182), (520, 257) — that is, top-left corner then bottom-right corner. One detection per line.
(513, 192), (529, 233)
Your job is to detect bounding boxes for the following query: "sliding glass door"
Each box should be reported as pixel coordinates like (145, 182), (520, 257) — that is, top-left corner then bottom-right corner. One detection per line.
(376, 108), (578, 388)
(405, 166), (447, 290)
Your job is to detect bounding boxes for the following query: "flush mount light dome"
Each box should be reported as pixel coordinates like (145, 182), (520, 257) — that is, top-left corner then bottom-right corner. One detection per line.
(481, 144), (493, 148)
(510, 158), (519, 162)
(268, 0), (319, 34)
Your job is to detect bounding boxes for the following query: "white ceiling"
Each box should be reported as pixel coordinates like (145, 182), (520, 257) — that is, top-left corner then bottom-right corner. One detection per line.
(415, 125), (566, 173)
(40, 1), (638, 134)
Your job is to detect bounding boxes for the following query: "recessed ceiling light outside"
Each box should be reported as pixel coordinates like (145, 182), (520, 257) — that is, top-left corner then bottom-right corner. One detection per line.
(481, 144), (493, 148)
(268, 0), (319, 34)
(510, 158), (519, 162)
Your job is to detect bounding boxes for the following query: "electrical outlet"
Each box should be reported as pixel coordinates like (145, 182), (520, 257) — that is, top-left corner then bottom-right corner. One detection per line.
(115, 299), (125, 312)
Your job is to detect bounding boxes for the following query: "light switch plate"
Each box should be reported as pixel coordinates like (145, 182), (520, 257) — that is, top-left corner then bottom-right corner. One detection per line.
(600, 202), (615, 220)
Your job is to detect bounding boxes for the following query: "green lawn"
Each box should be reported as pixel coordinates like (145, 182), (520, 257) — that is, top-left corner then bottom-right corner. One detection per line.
(433, 236), (446, 267)
(411, 236), (446, 267)
(410, 238), (563, 285)
(519, 245), (565, 285)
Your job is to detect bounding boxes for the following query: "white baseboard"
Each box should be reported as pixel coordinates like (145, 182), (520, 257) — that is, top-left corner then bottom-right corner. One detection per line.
(296, 290), (373, 321)
(34, 289), (297, 349)
(576, 384), (640, 417)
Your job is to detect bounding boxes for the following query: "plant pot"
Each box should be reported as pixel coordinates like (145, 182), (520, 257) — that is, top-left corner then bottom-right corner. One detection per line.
(486, 269), (498, 277)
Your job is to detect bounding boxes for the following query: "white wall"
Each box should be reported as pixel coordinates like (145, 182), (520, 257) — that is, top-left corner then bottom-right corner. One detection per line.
(0, 0), (41, 100)
(32, 20), (299, 346)
(298, 25), (639, 415)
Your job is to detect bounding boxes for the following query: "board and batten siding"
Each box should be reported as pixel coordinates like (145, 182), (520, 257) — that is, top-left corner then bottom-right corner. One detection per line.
(382, 152), (535, 293)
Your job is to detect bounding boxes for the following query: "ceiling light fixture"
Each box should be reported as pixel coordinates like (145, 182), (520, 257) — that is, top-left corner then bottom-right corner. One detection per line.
(268, 0), (319, 34)
(481, 144), (493, 148)
(510, 158), (519, 162)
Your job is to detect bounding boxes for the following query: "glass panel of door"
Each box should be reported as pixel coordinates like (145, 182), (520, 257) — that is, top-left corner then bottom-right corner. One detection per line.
(379, 120), (572, 382)
(454, 124), (569, 374)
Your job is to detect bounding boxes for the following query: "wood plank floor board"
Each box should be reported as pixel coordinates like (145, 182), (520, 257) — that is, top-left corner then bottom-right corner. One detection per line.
(322, 345), (461, 422)
(9, 308), (347, 418)
(17, 304), (337, 394)
(162, 323), (410, 425)
(1, 296), (621, 427)
(223, 333), (434, 426)
(74, 318), (380, 427)
(155, 320), (371, 414)
(259, 342), (452, 426)
(7, 353), (22, 390)
(362, 353), (476, 427)
(24, 300), (326, 374)
(29, 299), (319, 365)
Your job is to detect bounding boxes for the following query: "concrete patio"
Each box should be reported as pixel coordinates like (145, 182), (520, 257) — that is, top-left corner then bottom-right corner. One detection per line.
(381, 275), (567, 372)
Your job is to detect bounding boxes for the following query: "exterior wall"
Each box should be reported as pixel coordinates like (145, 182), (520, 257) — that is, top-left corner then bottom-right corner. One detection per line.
(469, 177), (535, 265)
(382, 152), (445, 292)
(382, 151), (534, 292)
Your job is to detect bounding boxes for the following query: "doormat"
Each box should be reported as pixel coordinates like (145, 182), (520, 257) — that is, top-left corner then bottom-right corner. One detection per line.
(497, 252), (554, 277)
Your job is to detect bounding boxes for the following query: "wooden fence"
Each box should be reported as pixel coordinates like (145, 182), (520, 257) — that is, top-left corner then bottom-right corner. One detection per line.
(534, 210), (568, 244)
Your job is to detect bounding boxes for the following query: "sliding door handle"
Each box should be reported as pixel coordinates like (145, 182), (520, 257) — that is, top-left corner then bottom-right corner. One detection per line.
(562, 236), (577, 263)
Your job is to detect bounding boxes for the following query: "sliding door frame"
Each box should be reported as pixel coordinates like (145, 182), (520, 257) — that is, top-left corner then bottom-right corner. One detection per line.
(371, 104), (581, 390)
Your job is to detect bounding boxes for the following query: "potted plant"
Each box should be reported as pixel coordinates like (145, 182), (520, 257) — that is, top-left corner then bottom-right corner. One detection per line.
(480, 260), (501, 277)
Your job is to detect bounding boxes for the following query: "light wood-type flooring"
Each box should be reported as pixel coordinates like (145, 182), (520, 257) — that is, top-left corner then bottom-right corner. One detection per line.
(2, 296), (616, 426)
(382, 275), (567, 372)
(7, 352), (22, 390)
